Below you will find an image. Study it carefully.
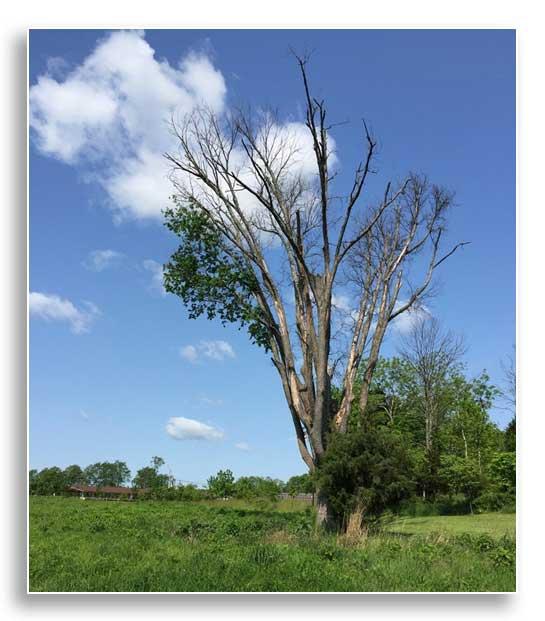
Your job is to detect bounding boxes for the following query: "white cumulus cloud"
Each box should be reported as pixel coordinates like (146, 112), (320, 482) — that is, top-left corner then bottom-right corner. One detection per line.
(165, 416), (224, 441)
(261, 120), (338, 181)
(29, 292), (100, 334)
(84, 249), (124, 271)
(180, 340), (235, 363)
(30, 31), (339, 230)
(29, 30), (227, 222)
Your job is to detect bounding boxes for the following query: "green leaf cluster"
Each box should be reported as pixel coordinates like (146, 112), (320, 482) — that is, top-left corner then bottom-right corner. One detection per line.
(163, 198), (270, 349)
(207, 469), (236, 499)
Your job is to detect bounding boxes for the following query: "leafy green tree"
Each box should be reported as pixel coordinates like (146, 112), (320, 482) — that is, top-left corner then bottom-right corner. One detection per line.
(32, 467), (66, 495)
(504, 416), (516, 452)
(177, 484), (203, 501)
(439, 455), (485, 513)
(132, 467), (153, 489)
(489, 452), (516, 495)
(441, 372), (503, 470)
(473, 451), (516, 512)
(234, 476), (282, 500)
(83, 461), (131, 488)
(207, 469), (235, 498)
(82, 463), (101, 486)
(284, 473), (315, 495)
(164, 199), (270, 349)
(63, 464), (86, 487)
(133, 467), (168, 490)
(151, 456), (165, 472)
(367, 358), (421, 426)
(133, 457), (171, 491)
(29, 469), (38, 494)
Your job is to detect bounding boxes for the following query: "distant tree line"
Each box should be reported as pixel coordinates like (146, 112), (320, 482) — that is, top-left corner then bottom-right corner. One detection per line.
(28, 455), (314, 500)
(29, 460), (132, 496)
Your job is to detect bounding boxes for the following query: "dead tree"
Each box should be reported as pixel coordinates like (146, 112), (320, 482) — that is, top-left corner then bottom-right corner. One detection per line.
(398, 317), (466, 497)
(501, 349), (516, 412)
(163, 56), (468, 527)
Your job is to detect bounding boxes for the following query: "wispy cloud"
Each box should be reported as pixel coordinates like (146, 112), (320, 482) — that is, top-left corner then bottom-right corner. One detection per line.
(142, 259), (166, 296)
(83, 249), (124, 272)
(331, 292), (360, 330)
(165, 416), (224, 441)
(392, 302), (432, 334)
(332, 293), (352, 314)
(199, 340), (236, 361)
(180, 345), (198, 363)
(199, 395), (224, 407)
(29, 292), (100, 334)
(234, 442), (250, 451)
(180, 340), (235, 363)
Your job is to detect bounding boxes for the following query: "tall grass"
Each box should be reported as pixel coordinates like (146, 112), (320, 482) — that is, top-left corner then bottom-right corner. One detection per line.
(29, 497), (515, 592)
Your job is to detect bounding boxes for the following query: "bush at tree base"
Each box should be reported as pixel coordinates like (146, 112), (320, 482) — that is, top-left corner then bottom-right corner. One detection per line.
(314, 425), (414, 529)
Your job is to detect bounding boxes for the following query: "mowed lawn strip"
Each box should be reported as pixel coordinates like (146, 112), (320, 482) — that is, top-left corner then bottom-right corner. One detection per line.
(385, 513), (515, 538)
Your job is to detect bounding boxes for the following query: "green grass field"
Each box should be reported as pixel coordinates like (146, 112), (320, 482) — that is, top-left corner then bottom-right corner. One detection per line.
(29, 497), (515, 593)
(385, 513), (516, 538)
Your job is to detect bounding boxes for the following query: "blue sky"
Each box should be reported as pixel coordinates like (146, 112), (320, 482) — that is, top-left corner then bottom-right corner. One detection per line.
(29, 29), (515, 486)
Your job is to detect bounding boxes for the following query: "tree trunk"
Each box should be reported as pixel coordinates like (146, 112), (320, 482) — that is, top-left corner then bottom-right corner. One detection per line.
(462, 428), (468, 459)
(314, 489), (336, 531)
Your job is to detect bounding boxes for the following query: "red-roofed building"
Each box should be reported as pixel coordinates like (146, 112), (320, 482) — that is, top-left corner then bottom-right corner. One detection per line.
(67, 485), (148, 500)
